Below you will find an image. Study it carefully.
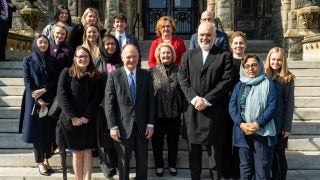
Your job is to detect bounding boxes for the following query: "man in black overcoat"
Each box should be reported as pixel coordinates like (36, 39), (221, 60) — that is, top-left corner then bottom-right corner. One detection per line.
(105, 44), (155, 180)
(178, 22), (233, 180)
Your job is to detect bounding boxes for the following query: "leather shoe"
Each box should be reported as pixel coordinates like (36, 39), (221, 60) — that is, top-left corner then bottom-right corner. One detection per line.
(155, 168), (163, 177)
(107, 168), (117, 178)
(169, 167), (177, 176)
(37, 164), (50, 176)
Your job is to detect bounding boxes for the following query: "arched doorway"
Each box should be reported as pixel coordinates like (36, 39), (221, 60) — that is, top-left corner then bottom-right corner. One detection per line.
(234, 0), (273, 40)
(143, 0), (198, 40)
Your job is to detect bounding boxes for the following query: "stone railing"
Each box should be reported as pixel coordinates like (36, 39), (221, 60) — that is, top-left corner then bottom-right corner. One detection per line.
(302, 34), (320, 61)
(5, 32), (33, 61)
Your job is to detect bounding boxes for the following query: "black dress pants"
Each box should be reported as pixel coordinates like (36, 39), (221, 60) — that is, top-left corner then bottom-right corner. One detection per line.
(189, 143), (223, 180)
(152, 116), (180, 168)
(0, 19), (9, 61)
(33, 143), (52, 163)
(272, 134), (288, 180)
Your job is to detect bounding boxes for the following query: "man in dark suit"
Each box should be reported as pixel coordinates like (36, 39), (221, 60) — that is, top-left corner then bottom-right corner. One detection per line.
(112, 13), (142, 66)
(178, 22), (233, 180)
(105, 44), (155, 180)
(0, 0), (16, 61)
(189, 11), (229, 52)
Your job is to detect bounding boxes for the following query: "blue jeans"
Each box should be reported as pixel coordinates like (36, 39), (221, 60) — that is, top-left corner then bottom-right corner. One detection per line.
(238, 135), (274, 180)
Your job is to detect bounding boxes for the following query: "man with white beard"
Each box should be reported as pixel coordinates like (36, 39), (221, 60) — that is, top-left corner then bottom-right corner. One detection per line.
(178, 22), (233, 180)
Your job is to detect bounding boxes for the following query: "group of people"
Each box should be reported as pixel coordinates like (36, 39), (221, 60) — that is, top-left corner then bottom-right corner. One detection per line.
(17, 5), (295, 180)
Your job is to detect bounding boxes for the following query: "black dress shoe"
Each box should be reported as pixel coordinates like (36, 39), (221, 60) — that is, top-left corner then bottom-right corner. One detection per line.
(169, 167), (177, 176)
(155, 168), (163, 177)
(38, 165), (50, 176)
(107, 168), (117, 178)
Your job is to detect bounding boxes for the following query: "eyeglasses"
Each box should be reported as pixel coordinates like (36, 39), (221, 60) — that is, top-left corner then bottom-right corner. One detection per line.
(244, 63), (258, 69)
(76, 55), (89, 59)
(201, 18), (213, 22)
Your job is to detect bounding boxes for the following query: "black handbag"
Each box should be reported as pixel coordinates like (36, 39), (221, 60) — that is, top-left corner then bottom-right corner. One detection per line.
(48, 97), (61, 119)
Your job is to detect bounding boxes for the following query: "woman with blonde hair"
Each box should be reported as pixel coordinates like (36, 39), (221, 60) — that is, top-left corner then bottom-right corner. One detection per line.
(150, 43), (185, 176)
(82, 24), (102, 61)
(265, 47), (295, 180)
(69, 8), (106, 49)
(148, 16), (186, 68)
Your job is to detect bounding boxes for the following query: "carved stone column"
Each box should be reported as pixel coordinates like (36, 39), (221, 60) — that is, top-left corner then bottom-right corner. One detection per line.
(215, 0), (233, 36)
(104, 0), (119, 33)
(282, 0), (292, 34)
(135, 0), (144, 39)
(207, 0), (215, 12)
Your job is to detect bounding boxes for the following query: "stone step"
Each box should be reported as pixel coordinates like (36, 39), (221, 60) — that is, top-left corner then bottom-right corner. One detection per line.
(290, 69), (320, 77)
(0, 107), (21, 119)
(1, 131), (319, 151)
(295, 77), (320, 87)
(0, 96), (22, 107)
(0, 61), (22, 69)
(292, 120), (320, 135)
(0, 168), (319, 180)
(0, 86), (24, 96)
(0, 119), (19, 133)
(0, 69), (22, 78)
(288, 61), (320, 69)
(0, 149), (318, 170)
(295, 97), (320, 108)
(295, 87), (320, 97)
(288, 135), (320, 151)
(0, 78), (24, 86)
(293, 108), (320, 120)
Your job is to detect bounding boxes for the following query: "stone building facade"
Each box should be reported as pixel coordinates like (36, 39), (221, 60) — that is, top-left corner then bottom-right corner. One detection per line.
(9, 0), (320, 60)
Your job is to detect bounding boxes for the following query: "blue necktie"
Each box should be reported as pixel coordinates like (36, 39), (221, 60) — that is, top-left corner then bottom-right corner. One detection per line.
(118, 35), (122, 49)
(129, 72), (136, 103)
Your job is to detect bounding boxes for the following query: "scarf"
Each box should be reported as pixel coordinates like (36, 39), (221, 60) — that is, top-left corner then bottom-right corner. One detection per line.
(96, 39), (122, 73)
(239, 61), (276, 136)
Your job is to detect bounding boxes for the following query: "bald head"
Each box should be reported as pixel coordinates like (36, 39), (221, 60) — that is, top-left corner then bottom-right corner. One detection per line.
(200, 11), (215, 23)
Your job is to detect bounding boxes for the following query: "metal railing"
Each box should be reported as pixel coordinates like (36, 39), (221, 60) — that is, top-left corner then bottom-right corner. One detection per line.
(132, 13), (140, 39)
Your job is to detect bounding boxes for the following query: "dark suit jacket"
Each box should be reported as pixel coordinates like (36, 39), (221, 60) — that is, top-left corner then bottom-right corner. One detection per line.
(105, 67), (155, 139)
(189, 30), (230, 52)
(178, 46), (233, 145)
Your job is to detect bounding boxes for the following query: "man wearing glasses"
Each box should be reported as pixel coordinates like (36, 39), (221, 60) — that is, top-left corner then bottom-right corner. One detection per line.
(189, 11), (229, 52)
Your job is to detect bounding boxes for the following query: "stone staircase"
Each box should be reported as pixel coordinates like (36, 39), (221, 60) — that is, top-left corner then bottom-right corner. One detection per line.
(0, 40), (320, 179)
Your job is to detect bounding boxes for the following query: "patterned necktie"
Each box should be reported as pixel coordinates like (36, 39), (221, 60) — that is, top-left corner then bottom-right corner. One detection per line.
(118, 35), (122, 49)
(129, 72), (136, 103)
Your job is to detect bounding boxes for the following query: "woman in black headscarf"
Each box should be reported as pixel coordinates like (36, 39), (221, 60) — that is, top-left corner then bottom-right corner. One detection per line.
(95, 34), (123, 178)
(19, 35), (58, 176)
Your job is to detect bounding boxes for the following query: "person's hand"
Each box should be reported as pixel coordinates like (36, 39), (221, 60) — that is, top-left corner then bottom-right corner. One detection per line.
(282, 131), (290, 138)
(194, 98), (207, 111)
(80, 117), (89, 124)
(32, 88), (46, 99)
(110, 128), (121, 141)
(247, 122), (260, 132)
(71, 117), (82, 126)
(145, 127), (154, 139)
(37, 98), (48, 110)
(240, 123), (253, 135)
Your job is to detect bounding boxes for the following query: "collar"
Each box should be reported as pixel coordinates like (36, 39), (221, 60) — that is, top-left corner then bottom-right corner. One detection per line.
(124, 67), (137, 76)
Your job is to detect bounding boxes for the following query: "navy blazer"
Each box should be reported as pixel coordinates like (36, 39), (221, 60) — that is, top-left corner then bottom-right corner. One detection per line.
(229, 78), (278, 147)
(105, 67), (155, 139)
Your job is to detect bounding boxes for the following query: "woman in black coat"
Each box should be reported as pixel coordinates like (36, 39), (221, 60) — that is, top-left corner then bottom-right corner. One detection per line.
(56, 46), (103, 180)
(20, 35), (58, 176)
(95, 34), (123, 178)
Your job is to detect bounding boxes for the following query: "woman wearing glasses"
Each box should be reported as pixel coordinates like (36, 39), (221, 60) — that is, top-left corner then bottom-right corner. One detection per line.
(229, 54), (278, 179)
(56, 46), (103, 180)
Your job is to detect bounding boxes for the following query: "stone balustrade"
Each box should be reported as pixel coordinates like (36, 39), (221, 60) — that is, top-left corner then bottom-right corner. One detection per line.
(302, 34), (320, 61)
(5, 32), (33, 61)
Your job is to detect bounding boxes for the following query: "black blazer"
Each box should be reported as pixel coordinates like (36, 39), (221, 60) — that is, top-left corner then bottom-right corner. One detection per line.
(105, 67), (155, 139)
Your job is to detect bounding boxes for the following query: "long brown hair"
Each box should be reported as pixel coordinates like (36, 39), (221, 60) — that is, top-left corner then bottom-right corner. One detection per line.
(69, 46), (101, 80)
(265, 47), (295, 84)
